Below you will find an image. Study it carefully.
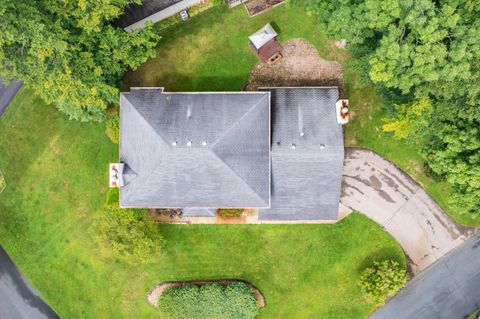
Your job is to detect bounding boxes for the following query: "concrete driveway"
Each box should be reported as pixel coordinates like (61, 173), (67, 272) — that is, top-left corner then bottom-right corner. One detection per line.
(341, 148), (476, 274)
(0, 246), (59, 319)
(370, 232), (480, 319)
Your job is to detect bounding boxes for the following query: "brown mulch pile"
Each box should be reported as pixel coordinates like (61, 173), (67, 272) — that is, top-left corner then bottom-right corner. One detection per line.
(246, 38), (345, 98)
(147, 279), (266, 309)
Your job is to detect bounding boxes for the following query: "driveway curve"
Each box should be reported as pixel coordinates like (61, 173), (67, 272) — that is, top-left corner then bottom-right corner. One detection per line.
(341, 148), (477, 274)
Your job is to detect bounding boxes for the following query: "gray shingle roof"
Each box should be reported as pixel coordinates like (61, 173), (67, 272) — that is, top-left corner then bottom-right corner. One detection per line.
(119, 89), (270, 208)
(259, 88), (344, 221)
(115, 0), (184, 28)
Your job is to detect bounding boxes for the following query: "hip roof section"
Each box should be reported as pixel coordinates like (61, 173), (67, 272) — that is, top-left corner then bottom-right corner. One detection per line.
(119, 89), (271, 208)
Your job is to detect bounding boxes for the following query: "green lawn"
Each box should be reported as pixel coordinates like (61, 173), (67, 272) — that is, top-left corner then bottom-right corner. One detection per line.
(0, 89), (405, 318)
(124, 3), (479, 227)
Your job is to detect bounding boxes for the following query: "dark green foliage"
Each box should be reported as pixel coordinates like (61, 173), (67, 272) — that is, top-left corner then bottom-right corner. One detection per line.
(96, 205), (163, 265)
(0, 0), (159, 122)
(359, 260), (407, 305)
(105, 113), (120, 144)
(105, 188), (119, 205)
(158, 282), (259, 319)
(303, 0), (480, 215)
(218, 208), (244, 217)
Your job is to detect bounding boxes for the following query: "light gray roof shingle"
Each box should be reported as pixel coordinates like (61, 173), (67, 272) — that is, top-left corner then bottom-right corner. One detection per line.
(119, 89), (270, 208)
(259, 88), (344, 221)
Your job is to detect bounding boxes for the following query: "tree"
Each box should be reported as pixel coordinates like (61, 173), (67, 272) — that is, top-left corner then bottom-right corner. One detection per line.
(0, 0), (159, 122)
(158, 283), (259, 319)
(96, 204), (163, 265)
(302, 0), (480, 216)
(359, 260), (407, 305)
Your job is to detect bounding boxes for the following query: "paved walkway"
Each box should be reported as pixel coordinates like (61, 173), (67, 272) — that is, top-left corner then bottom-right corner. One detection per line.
(341, 148), (477, 274)
(0, 79), (22, 117)
(370, 232), (480, 319)
(0, 246), (59, 319)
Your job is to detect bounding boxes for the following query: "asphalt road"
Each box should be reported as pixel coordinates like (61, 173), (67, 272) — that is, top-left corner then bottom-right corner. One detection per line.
(370, 231), (480, 319)
(0, 246), (60, 319)
(0, 79), (22, 117)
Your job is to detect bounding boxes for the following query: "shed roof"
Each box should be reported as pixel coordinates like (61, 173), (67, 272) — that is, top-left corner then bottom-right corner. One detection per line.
(259, 88), (344, 221)
(249, 23), (278, 50)
(119, 89), (271, 208)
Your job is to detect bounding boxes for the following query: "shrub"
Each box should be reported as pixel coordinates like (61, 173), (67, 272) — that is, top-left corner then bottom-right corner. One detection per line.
(158, 282), (259, 319)
(105, 188), (119, 205)
(105, 113), (120, 144)
(217, 209), (244, 217)
(359, 260), (407, 305)
(96, 205), (162, 265)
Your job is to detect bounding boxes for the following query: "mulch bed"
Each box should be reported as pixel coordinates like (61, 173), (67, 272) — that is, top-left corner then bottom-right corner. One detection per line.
(147, 279), (266, 309)
(245, 0), (285, 17)
(246, 38), (346, 98)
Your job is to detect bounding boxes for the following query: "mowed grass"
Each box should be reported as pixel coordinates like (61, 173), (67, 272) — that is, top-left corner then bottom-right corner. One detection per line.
(0, 89), (405, 318)
(124, 3), (478, 226)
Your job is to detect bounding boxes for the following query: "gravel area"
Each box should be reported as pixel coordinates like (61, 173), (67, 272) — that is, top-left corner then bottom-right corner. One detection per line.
(246, 39), (345, 97)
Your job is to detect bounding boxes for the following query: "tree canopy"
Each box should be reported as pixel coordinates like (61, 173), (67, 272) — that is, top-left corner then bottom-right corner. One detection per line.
(0, 0), (159, 121)
(303, 0), (480, 215)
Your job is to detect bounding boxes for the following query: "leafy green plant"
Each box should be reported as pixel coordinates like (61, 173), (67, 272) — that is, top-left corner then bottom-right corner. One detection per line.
(105, 188), (119, 205)
(96, 205), (162, 265)
(217, 208), (244, 217)
(359, 260), (407, 305)
(158, 282), (259, 319)
(105, 113), (120, 144)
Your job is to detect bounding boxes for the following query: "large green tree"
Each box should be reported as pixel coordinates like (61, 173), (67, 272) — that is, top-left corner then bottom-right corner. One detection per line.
(0, 0), (158, 121)
(303, 0), (480, 215)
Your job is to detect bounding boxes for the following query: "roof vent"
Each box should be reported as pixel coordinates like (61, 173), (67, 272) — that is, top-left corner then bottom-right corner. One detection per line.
(172, 141), (177, 146)
(300, 131), (304, 137)
(187, 141), (192, 147)
(320, 144), (325, 149)
(166, 95), (171, 101)
(202, 141), (207, 146)
(291, 143), (296, 149)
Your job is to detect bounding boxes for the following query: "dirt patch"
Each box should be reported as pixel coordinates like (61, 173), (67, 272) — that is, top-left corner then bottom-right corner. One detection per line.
(245, 0), (285, 16)
(147, 279), (266, 309)
(246, 39), (345, 97)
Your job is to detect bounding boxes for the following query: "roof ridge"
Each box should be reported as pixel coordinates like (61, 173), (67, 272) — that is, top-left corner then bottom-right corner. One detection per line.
(210, 94), (268, 147)
(209, 150), (269, 207)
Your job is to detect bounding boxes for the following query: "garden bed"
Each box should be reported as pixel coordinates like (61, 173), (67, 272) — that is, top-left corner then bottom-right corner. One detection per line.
(147, 279), (266, 309)
(245, 0), (285, 17)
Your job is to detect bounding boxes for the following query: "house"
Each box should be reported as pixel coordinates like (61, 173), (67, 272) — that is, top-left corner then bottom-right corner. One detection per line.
(249, 24), (283, 64)
(118, 87), (345, 222)
(116, 0), (203, 32)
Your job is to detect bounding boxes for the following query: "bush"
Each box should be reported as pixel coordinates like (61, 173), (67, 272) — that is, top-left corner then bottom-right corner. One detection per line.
(359, 260), (407, 305)
(217, 209), (244, 217)
(158, 282), (259, 319)
(105, 188), (119, 205)
(96, 205), (162, 265)
(105, 113), (120, 144)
